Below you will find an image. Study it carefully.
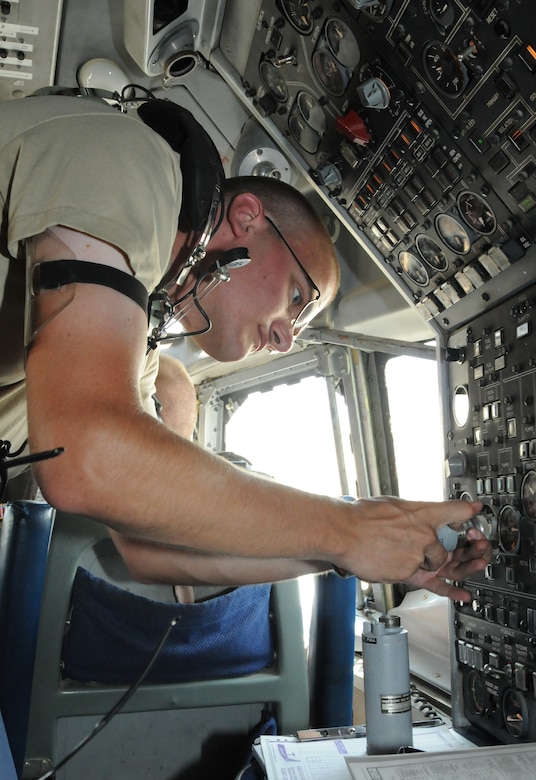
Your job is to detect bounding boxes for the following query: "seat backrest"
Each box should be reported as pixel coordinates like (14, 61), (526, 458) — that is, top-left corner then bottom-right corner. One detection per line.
(0, 503), (310, 779)
(0, 501), (55, 778)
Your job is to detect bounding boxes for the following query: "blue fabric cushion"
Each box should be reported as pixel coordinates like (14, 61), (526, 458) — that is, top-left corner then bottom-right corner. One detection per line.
(62, 567), (274, 684)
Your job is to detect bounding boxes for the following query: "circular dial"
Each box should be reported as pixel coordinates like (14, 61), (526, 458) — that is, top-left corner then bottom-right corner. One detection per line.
(435, 213), (471, 254)
(521, 470), (536, 519)
(289, 114), (321, 154)
(312, 49), (348, 96)
(280, 0), (314, 34)
(289, 91), (326, 154)
(503, 689), (529, 738)
(457, 191), (497, 235)
(468, 670), (487, 715)
(346, 0), (394, 21)
(415, 234), (448, 271)
(259, 60), (288, 102)
(399, 250), (429, 286)
(422, 41), (469, 98)
(429, 0), (455, 32)
(324, 18), (360, 68)
(499, 505), (521, 553)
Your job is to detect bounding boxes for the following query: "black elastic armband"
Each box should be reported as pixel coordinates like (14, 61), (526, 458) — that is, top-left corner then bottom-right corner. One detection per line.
(33, 260), (148, 313)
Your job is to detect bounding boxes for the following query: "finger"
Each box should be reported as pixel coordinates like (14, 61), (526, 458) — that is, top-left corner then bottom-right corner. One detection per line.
(442, 555), (488, 581)
(422, 540), (448, 571)
(413, 568), (472, 601)
(417, 499), (483, 530)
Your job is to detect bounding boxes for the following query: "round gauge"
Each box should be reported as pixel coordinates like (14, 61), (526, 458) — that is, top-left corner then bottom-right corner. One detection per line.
(312, 49), (348, 96)
(289, 114), (321, 154)
(399, 250), (429, 286)
(296, 91), (326, 134)
(468, 670), (487, 715)
(280, 0), (314, 34)
(435, 213), (471, 254)
(503, 688), (529, 738)
(259, 60), (288, 103)
(289, 92), (326, 153)
(457, 191), (497, 235)
(429, 0), (455, 32)
(459, 491), (474, 502)
(415, 234), (448, 271)
(325, 18), (360, 68)
(422, 41), (469, 98)
(346, 0), (394, 21)
(499, 505), (521, 553)
(521, 470), (536, 519)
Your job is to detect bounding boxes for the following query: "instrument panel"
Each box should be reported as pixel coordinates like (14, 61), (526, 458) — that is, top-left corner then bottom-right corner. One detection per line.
(219, 0), (536, 333)
(447, 283), (536, 743)
(218, 0), (536, 746)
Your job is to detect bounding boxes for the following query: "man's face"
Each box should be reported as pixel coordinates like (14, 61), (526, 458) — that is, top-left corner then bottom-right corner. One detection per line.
(182, 223), (334, 362)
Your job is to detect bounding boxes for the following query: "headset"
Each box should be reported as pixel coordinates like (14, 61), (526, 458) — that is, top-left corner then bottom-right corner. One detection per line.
(31, 91), (251, 351)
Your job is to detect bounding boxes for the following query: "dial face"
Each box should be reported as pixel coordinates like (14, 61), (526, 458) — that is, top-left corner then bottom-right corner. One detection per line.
(429, 0), (455, 32)
(325, 18), (360, 68)
(422, 41), (469, 98)
(415, 234), (448, 271)
(289, 92), (326, 153)
(521, 470), (536, 519)
(346, 0), (394, 21)
(499, 505), (520, 553)
(435, 213), (471, 254)
(503, 689), (529, 738)
(259, 60), (288, 102)
(312, 49), (348, 96)
(457, 191), (497, 235)
(399, 250), (429, 286)
(468, 669), (487, 715)
(280, 0), (314, 34)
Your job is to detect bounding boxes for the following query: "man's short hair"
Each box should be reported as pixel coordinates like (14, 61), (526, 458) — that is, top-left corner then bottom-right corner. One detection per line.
(224, 176), (340, 303)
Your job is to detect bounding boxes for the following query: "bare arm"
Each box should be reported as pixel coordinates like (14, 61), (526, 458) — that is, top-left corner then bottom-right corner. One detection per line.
(111, 532), (330, 585)
(27, 231), (489, 587)
(154, 352), (197, 434)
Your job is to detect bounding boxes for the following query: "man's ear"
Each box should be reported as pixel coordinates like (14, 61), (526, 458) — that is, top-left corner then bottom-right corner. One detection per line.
(226, 192), (265, 237)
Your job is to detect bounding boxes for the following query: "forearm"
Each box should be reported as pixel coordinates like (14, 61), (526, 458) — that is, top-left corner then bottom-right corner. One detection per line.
(110, 529), (330, 586)
(28, 354), (347, 564)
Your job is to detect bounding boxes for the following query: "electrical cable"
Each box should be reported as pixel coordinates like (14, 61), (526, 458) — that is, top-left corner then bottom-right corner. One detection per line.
(36, 617), (178, 780)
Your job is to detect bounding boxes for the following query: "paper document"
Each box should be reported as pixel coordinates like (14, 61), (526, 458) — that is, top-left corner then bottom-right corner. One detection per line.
(346, 743), (536, 780)
(260, 726), (474, 780)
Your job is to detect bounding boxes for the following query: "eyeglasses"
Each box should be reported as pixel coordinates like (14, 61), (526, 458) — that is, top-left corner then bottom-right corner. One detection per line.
(265, 215), (321, 334)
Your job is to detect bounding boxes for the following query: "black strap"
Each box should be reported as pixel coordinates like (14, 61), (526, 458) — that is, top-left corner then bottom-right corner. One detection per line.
(137, 100), (225, 233)
(34, 260), (148, 313)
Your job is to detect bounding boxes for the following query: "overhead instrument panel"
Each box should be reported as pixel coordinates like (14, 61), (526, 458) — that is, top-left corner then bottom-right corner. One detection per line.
(217, 0), (536, 334)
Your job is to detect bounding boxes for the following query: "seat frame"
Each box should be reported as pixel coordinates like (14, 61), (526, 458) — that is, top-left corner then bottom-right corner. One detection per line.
(0, 503), (310, 778)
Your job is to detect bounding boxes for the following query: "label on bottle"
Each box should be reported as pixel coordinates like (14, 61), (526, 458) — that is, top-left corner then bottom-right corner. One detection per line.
(380, 692), (411, 714)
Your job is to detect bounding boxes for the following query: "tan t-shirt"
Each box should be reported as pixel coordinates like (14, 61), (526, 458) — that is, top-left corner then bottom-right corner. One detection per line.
(0, 95), (183, 469)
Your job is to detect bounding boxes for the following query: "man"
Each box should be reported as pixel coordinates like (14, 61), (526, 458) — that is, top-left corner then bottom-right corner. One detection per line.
(0, 94), (491, 596)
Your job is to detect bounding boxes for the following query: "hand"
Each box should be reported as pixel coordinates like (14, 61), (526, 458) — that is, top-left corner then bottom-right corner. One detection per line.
(404, 528), (492, 601)
(336, 496), (484, 584)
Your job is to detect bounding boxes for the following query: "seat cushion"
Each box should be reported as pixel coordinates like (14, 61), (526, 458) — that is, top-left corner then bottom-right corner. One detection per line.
(62, 567), (274, 684)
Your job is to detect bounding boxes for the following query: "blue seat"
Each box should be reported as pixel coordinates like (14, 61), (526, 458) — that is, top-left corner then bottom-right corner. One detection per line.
(0, 502), (310, 779)
(0, 501), (55, 778)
